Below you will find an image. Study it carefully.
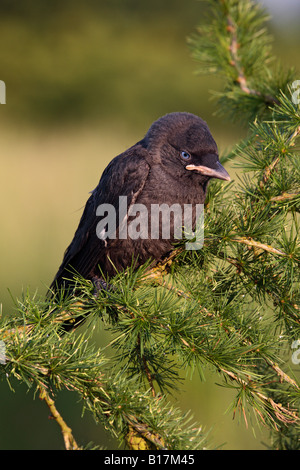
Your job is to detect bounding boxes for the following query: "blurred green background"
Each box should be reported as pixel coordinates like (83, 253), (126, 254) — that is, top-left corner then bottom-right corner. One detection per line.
(0, 0), (299, 450)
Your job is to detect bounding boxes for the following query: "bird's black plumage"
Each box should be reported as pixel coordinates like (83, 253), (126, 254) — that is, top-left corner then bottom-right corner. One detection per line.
(51, 112), (230, 293)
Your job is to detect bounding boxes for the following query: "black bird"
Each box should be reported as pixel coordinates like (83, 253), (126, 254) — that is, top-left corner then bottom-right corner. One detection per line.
(51, 112), (230, 294)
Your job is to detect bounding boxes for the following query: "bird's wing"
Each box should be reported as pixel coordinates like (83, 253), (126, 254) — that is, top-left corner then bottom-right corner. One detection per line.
(51, 142), (150, 287)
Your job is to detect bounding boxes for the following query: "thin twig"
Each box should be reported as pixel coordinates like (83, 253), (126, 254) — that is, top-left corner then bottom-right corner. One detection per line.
(270, 192), (299, 203)
(260, 125), (300, 188)
(125, 413), (166, 450)
(39, 386), (79, 450)
(137, 334), (156, 397)
(221, 368), (299, 428)
(265, 360), (299, 390)
(287, 124), (300, 144)
(230, 236), (290, 258)
(225, 14), (279, 105)
(260, 157), (280, 188)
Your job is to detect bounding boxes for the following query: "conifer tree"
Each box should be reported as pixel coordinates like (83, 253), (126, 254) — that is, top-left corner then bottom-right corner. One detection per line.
(1, 0), (299, 450)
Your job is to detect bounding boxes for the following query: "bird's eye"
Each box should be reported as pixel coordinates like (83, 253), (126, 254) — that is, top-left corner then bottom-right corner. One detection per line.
(181, 151), (191, 160)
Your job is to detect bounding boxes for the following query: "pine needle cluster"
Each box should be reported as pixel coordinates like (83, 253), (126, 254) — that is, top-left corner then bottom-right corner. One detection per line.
(1, 0), (299, 450)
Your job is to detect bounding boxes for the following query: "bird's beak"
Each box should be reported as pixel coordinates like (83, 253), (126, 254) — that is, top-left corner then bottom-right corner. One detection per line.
(185, 161), (231, 181)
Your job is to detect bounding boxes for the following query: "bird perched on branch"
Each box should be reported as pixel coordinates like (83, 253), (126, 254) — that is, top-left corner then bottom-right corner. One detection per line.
(51, 112), (230, 295)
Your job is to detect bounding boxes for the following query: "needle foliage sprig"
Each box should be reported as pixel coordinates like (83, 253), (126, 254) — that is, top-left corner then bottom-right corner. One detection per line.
(1, 0), (299, 450)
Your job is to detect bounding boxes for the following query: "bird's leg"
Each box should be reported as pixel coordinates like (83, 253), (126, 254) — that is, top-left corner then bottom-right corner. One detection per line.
(92, 276), (110, 298)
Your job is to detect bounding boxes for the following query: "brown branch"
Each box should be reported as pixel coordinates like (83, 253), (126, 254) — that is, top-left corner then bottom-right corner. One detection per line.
(39, 386), (79, 450)
(270, 192), (299, 203)
(226, 17), (252, 95)
(287, 124), (300, 144)
(225, 15), (279, 105)
(260, 157), (280, 188)
(221, 368), (299, 428)
(2, 299), (85, 344)
(265, 360), (299, 390)
(230, 236), (289, 258)
(125, 414), (166, 450)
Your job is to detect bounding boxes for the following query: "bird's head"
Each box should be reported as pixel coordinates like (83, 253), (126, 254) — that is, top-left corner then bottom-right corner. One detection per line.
(145, 112), (230, 183)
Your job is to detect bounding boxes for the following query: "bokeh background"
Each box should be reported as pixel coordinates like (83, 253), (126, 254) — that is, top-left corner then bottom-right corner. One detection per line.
(0, 0), (299, 450)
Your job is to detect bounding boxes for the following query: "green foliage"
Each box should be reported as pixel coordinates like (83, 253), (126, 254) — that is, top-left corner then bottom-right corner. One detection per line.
(1, 0), (300, 450)
(188, 0), (296, 123)
(1, 287), (210, 450)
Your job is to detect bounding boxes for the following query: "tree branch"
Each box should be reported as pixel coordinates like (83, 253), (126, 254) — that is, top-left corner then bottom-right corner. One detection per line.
(270, 192), (300, 203)
(230, 236), (291, 258)
(260, 125), (300, 188)
(221, 368), (299, 428)
(225, 14), (279, 106)
(125, 414), (166, 450)
(39, 386), (79, 450)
